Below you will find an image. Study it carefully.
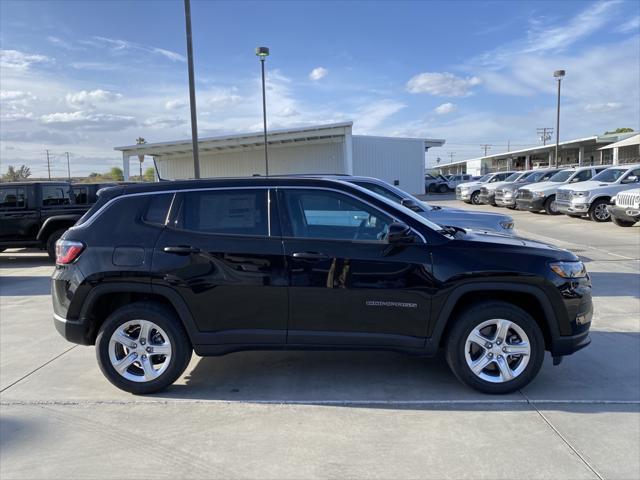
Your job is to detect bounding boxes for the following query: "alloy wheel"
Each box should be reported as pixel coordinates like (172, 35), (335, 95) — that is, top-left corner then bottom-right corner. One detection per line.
(108, 319), (173, 382)
(594, 203), (610, 221)
(464, 319), (531, 383)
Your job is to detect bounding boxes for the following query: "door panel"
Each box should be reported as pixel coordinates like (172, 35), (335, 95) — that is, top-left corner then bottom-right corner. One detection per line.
(152, 189), (288, 344)
(278, 188), (434, 347)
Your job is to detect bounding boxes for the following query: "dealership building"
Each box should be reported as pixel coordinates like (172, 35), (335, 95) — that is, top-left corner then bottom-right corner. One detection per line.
(437, 132), (638, 176)
(116, 122), (445, 195)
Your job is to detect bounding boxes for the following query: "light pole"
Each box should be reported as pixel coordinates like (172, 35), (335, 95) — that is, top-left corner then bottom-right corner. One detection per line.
(553, 70), (565, 168)
(256, 46), (270, 176)
(136, 137), (146, 181)
(184, 0), (200, 179)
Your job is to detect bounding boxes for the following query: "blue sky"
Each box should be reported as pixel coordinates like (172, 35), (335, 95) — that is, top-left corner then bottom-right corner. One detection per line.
(1, 0), (639, 176)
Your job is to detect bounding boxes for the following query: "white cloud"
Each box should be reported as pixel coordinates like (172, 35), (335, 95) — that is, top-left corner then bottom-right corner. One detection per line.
(92, 36), (186, 62)
(354, 100), (406, 133)
(1, 90), (36, 121)
(584, 102), (623, 113)
(279, 106), (300, 117)
(142, 116), (187, 129)
(165, 99), (187, 110)
(406, 72), (481, 96)
(617, 16), (639, 33)
(0, 49), (51, 70)
(205, 93), (242, 109)
(70, 61), (119, 71)
(309, 67), (328, 81)
(434, 103), (457, 115)
(66, 89), (122, 109)
(40, 111), (136, 130)
(47, 36), (79, 51)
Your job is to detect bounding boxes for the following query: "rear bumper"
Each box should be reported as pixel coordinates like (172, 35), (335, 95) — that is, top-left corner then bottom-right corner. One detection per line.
(516, 197), (546, 211)
(53, 313), (91, 345)
(551, 331), (591, 356)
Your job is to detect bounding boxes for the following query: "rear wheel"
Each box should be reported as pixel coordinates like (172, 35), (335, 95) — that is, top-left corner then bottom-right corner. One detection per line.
(470, 191), (481, 205)
(612, 216), (636, 227)
(445, 301), (545, 394)
(544, 196), (560, 215)
(588, 198), (611, 222)
(96, 302), (192, 394)
(46, 229), (66, 260)
(438, 184), (448, 194)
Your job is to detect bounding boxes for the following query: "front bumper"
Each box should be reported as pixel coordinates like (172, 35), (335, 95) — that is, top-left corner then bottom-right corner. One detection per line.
(456, 191), (471, 201)
(478, 193), (496, 205)
(516, 197), (546, 211)
(556, 199), (590, 215)
(495, 196), (516, 207)
(608, 205), (640, 223)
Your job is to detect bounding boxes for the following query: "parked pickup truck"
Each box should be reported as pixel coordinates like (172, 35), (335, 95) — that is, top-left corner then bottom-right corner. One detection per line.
(456, 171), (514, 205)
(608, 188), (640, 227)
(494, 168), (561, 209)
(0, 181), (110, 258)
(555, 164), (640, 221)
(515, 166), (607, 215)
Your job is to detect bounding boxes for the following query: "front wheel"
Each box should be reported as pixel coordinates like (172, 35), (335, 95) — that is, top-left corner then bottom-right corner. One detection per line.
(96, 302), (192, 394)
(588, 198), (611, 222)
(544, 196), (561, 215)
(612, 216), (636, 227)
(445, 301), (545, 394)
(437, 184), (448, 194)
(470, 191), (481, 205)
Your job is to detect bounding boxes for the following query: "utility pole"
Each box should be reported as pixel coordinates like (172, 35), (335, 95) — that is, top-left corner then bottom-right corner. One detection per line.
(481, 144), (492, 157)
(507, 140), (510, 152)
(184, 0), (200, 179)
(45, 149), (51, 180)
(448, 152), (456, 163)
(65, 152), (71, 180)
(537, 127), (553, 145)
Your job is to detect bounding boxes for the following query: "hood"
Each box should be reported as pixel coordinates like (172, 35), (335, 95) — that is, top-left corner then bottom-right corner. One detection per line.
(525, 181), (564, 193)
(458, 181), (484, 189)
(455, 230), (578, 260)
(484, 180), (510, 191)
(557, 179), (615, 192)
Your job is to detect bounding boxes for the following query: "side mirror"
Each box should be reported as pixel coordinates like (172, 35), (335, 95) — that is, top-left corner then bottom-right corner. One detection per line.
(400, 199), (422, 212)
(622, 175), (638, 184)
(387, 222), (416, 244)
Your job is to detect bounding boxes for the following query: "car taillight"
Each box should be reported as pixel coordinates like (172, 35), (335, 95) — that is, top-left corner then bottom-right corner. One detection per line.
(56, 240), (85, 265)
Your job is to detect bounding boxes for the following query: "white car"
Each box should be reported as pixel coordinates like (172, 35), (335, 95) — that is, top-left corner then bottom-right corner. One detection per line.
(608, 188), (640, 227)
(456, 171), (514, 205)
(445, 174), (473, 191)
(555, 164), (640, 221)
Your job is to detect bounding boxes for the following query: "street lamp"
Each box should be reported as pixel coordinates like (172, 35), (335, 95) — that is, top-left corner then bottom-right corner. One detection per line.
(553, 69), (565, 168)
(256, 46), (270, 176)
(136, 137), (146, 181)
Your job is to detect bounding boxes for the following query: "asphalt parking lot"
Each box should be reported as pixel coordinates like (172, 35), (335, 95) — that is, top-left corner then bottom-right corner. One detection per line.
(1, 196), (639, 480)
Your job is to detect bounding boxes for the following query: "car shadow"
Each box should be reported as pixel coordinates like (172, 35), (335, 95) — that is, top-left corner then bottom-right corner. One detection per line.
(0, 250), (52, 269)
(148, 330), (640, 412)
(0, 276), (52, 296)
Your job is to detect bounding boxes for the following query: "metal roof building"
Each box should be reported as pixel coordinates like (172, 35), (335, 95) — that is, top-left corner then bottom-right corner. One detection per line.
(436, 132), (637, 176)
(115, 122), (445, 194)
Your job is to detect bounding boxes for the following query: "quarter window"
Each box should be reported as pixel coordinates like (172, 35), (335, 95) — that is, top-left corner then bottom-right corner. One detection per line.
(179, 189), (268, 236)
(144, 193), (174, 226)
(282, 189), (393, 241)
(42, 185), (72, 206)
(0, 188), (25, 208)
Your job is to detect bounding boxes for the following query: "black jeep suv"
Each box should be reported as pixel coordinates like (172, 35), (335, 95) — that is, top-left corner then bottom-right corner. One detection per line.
(52, 177), (592, 394)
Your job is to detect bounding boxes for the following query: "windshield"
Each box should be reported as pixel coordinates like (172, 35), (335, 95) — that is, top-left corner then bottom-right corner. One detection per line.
(352, 181), (430, 212)
(504, 172), (521, 182)
(592, 168), (626, 183)
(476, 174), (492, 182)
(549, 170), (574, 182)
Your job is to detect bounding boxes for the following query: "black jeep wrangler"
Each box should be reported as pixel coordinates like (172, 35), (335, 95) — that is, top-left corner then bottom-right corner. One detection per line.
(0, 181), (107, 259)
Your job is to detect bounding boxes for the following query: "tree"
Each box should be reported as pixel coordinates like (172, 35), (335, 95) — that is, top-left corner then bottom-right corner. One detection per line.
(2, 165), (31, 182)
(108, 167), (124, 181)
(605, 128), (634, 135)
(144, 167), (156, 182)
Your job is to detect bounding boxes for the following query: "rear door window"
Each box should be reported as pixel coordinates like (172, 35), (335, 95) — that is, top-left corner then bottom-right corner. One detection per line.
(143, 194), (174, 226)
(178, 189), (269, 236)
(42, 185), (72, 206)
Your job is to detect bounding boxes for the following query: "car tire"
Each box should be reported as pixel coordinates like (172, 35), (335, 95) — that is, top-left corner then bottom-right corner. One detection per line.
(96, 302), (192, 394)
(567, 214), (582, 218)
(588, 198), (611, 222)
(46, 229), (66, 260)
(544, 196), (561, 215)
(470, 191), (481, 205)
(428, 184), (436, 193)
(438, 184), (448, 194)
(611, 216), (636, 227)
(445, 301), (545, 394)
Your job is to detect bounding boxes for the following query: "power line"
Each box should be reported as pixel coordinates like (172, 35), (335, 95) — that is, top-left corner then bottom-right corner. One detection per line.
(480, 144), (492, 156)
(537, 128), (553, 145)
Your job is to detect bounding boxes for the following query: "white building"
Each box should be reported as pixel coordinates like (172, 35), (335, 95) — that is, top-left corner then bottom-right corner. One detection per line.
(115, 122), (445, 195)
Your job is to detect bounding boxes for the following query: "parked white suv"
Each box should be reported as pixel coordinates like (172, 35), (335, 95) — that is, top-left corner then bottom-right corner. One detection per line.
(608, 189), (640, 227)
(555, 164), (640, 221)
(456, 171), (514, 205)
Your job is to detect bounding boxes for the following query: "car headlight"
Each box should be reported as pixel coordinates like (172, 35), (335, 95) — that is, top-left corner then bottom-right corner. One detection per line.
(499, 220), (514, 230)
(550, 261), (587, 278)
(504, 191), (513, 198)
(460, 187), (469, 192)
(572, 191), (589, 197)
(535, 191), (546, 197)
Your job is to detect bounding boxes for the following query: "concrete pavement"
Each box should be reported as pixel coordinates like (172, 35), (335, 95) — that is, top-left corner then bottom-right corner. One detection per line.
(1, 202), (639, 479)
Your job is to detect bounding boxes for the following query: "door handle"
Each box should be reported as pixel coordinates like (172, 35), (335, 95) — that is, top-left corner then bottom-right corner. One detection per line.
(292, 251), (328, 261)
(163, 246), (201, 255)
